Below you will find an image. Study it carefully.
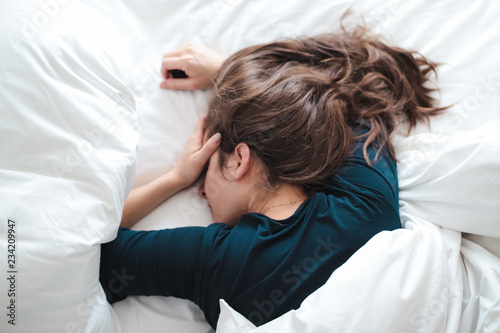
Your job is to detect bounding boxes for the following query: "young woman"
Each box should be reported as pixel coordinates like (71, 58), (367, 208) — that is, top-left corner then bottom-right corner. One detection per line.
(100, 27), (444, 329)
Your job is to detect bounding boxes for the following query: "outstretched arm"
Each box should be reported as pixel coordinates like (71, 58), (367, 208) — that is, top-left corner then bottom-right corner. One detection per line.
(121, 116), (221, 228)
(160, 43), (227, 90)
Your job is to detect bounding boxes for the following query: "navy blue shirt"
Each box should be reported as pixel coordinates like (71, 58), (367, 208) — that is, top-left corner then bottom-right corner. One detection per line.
(100, 134), (400, 329)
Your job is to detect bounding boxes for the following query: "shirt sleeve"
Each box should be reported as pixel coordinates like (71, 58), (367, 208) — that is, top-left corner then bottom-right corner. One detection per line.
(99, 224), (228, 305)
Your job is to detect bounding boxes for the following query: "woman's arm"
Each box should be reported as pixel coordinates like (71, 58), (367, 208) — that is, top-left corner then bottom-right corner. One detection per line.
(122, 43), (225, 226)
(120, 171), (186, 228)
(121, 116), (221, 228)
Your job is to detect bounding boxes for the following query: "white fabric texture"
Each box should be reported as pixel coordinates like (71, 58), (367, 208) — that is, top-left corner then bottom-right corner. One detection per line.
(0, 1), (138, 332)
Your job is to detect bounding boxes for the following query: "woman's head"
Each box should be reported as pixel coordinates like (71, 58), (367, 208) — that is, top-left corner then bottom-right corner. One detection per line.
(203, 26), (445, 221)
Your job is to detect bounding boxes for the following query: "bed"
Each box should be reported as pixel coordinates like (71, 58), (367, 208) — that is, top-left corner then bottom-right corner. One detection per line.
(0, 0), (499, 332)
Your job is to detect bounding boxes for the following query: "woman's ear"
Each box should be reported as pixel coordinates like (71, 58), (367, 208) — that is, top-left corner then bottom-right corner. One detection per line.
(231, 143), (252, 180)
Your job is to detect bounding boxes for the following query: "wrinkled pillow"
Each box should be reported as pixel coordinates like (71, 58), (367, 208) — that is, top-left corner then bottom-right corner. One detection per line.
(0, 1), (138, 332)
(396, 120), (500, 237)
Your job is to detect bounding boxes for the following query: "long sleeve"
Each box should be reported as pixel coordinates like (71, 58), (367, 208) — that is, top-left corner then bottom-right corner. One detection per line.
(99, 224), (228, 304)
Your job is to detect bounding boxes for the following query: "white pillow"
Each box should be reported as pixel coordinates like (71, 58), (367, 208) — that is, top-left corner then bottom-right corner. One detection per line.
(0, 1), (138, 332)
(396, 120), (500, 237)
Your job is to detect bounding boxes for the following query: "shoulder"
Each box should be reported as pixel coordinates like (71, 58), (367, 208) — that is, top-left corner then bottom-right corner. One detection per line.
(326, 124), (399, 204)
(318, 124), (400, 230)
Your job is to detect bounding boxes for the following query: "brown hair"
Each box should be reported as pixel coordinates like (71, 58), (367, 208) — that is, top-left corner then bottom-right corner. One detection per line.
(205, 26), (446, 190)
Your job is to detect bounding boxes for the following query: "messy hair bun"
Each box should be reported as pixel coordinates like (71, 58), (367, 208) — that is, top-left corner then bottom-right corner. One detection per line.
(205, 26), (445, 189)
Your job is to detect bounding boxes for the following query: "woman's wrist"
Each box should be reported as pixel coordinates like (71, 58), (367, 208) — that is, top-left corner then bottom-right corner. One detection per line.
(167, 165), (193, 192)
(161, 168), (190, 195)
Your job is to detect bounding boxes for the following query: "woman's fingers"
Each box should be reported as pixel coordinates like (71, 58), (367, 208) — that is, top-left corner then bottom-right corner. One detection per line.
(194, 115), (207, 144)
(196, 114), (207, 128)
(162, 49), (184, 59)
(185, 115), (206, 150)
(162, 43), (197, 59)
(191, 116), (220, 165)
(171, 116), (219, 187)
(160, 78), (203, 90)
(160, 43), (226, 90)
(196, 132), (221, 164)
(160, 55), (204, 90)
(161, 57), (186, 79)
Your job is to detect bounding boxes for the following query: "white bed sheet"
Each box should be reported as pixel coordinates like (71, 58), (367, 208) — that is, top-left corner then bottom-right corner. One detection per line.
(81, 0), (500, 332)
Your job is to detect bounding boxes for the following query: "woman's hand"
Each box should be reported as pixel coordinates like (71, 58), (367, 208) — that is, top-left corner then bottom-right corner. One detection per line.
(172, 115), (221, 187)
(160, 44), (226, 90)
(120, 116), (220, 228)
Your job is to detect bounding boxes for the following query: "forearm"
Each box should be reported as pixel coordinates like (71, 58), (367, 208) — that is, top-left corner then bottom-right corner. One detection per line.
(120, 116), (221, 228)
(121, 170), (187, 228)
(100, 226), (211, 303)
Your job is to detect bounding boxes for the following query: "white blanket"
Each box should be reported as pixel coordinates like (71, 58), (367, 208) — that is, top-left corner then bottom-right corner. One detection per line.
(0, 1), (138, 332)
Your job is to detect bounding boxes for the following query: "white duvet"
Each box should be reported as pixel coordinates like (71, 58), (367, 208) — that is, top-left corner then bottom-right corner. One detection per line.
(1, 0), (499, 332)
(0, 1), (138, 332)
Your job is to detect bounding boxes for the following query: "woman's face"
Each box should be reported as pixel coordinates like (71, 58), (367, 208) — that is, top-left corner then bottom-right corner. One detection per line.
(198, 149), (245, 225)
